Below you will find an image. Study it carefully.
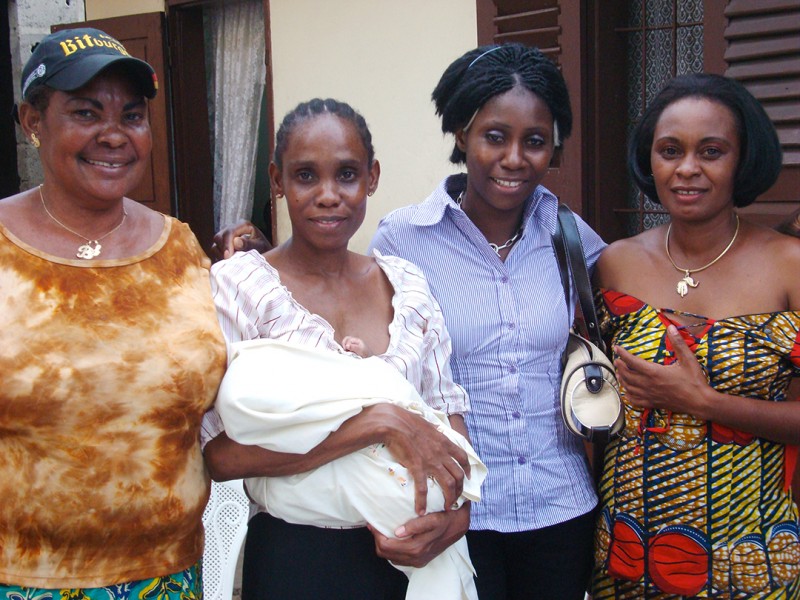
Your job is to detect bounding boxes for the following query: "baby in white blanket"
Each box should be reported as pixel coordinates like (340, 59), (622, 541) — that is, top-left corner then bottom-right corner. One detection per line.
(216, 339), (487, 600)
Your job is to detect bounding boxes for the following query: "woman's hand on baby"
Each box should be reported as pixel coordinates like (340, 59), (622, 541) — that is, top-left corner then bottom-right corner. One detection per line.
(370, 503), (470, 568)
(366, 404), (470, 516)
(210, 220), (272, 261)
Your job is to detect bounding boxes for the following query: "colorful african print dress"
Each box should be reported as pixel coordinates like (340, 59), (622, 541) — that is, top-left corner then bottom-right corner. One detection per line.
(591, 289), (800, 599)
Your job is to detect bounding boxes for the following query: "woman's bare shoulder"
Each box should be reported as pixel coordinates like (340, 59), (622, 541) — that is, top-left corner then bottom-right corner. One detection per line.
(754, 224), (800, 308)
(0, 189), (48, 243)
(594, 228), (663, 289)
(723, 220), (800, 311)
(0, 189), (36, 220)
(744, 221), (800, 265)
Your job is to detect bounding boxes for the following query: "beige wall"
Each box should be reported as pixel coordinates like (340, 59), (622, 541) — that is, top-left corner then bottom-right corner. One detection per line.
(270, 0), (476, 252)
(80, 0), (477, 251)
(85, 0), (164, 20)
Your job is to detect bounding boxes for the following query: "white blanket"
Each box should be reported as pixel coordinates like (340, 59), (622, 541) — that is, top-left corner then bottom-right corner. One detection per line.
(217, 339), (487, 600)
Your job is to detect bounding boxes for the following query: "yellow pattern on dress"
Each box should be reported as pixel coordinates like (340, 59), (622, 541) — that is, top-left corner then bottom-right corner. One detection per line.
(592, 290), (800, 599)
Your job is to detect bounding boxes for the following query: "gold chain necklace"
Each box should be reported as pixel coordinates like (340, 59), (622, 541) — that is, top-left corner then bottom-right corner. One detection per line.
(665, 213), (739, 297)
(456, 191), (524, 257)
(39, 185), (128, 259)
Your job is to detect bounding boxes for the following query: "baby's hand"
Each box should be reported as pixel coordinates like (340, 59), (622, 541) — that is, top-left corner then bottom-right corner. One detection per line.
(342, 336), (372, 358)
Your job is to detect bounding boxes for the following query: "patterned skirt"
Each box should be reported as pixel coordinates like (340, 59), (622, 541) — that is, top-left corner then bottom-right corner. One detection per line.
(0, 562), (201, 600)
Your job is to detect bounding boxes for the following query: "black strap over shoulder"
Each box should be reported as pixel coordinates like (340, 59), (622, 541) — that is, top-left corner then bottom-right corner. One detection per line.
(552, 204), (605, 352)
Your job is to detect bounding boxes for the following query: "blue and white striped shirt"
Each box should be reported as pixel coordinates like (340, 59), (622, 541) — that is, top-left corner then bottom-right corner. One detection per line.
(369, 175), (606, 532)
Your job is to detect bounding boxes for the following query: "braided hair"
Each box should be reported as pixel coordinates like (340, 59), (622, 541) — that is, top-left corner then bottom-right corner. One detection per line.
(273, 98), (375, 170)
(432, 43), (572, 164)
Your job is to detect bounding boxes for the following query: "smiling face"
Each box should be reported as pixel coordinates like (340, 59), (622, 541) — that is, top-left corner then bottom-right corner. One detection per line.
(269, 113), (379, 251)
(22, 66), (152, 207)
(456, 86), (556, 218)
(651, 96), (740, 222)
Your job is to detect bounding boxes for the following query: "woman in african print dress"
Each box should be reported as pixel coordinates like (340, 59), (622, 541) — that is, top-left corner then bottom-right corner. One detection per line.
(591, 74), (800, 599)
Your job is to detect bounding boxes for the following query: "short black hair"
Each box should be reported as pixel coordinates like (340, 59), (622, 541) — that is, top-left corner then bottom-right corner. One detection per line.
(628, 73), (782, 208)
(24, 84), (54, 113)
(273, 98), (375, 170)
(431, 43), (572, 164)
(13, 84), (54, 124)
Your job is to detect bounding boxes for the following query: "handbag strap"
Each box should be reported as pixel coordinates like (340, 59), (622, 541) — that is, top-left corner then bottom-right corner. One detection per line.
(552, 204), (605, 352)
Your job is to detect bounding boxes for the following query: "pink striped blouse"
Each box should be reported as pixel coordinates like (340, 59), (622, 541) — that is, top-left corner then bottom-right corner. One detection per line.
(201, 250), (468, 449)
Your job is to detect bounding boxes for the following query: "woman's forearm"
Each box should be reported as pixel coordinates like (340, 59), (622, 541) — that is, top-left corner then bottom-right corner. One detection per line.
(692, 384), (800, 446)
(205, 403), (469, 514)
(204, 404), (394, 480)
(448, 413), (470, 441)
(204, 403), (445, 481)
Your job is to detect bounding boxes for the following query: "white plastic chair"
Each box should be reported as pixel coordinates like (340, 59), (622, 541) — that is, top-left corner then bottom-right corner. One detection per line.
(202, 479), (250, 600)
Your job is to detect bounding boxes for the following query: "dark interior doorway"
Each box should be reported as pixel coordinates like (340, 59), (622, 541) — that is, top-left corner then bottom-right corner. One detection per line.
(0, 2), (20, 198)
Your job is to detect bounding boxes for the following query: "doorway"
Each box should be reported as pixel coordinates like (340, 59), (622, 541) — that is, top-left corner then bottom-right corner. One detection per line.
(0, 1), (19, 198)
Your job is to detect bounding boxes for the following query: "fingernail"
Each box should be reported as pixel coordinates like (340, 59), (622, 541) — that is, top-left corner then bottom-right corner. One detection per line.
(395, 526), (406, 536)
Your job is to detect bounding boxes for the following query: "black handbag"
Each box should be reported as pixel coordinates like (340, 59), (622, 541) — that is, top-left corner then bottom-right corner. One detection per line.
(552, 205), (623, 443)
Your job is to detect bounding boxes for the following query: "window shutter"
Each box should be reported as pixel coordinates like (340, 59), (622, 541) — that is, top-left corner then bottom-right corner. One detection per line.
(724, 0), (800, 205)
(492, 1), (561, 59)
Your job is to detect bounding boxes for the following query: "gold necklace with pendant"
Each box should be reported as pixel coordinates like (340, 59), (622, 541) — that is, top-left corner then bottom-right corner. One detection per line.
(664, 214), (739, 297)
(456, 191), (524, 257)
(39, 185), (127, 259)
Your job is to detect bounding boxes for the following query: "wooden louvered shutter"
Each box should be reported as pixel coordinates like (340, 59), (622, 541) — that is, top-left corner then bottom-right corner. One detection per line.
(475, 0), (587, 217)
(723, 0), (800, 220)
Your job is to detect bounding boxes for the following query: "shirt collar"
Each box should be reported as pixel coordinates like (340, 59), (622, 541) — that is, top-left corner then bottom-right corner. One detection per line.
(410, 173), (561, 236)
(407, 174), (464, 226)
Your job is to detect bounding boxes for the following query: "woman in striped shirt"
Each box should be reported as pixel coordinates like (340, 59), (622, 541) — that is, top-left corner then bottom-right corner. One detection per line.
(369, 44), (605, 599)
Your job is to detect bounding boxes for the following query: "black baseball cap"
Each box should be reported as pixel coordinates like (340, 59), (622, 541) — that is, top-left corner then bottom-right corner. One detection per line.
(21, 28), (158, 100)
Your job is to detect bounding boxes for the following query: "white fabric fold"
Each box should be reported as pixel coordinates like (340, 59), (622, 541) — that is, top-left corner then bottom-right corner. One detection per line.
(217, 338), (487, 600)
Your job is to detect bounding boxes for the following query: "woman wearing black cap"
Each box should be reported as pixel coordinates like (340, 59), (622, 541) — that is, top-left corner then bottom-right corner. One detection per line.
(0, 28), (226, 595)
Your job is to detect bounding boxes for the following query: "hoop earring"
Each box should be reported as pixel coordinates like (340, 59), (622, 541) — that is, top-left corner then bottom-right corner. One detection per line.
(30, 133), (40, 148)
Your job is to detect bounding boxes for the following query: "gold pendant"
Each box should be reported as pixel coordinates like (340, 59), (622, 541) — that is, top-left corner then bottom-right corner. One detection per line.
(676, 272), (698, 297)
(77, 241), (102, 259)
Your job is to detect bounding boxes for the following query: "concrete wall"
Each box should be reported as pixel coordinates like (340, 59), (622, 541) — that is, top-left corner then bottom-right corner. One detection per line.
(11, 0), (86, 190)
(269, 0), (476, 252)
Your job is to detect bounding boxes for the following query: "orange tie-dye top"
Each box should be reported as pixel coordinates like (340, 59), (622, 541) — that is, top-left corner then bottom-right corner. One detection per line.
(0, 216), (226, 588)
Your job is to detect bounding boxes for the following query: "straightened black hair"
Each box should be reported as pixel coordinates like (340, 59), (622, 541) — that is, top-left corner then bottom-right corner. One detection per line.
(431, 43), (572, 164)
(628, 73), (782, 208)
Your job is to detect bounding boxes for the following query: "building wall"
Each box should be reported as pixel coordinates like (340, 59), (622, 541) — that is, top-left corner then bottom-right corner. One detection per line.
(15, 0), (477, 252)
(85, 0), (163, 20)
(269, 0), (476, 251)
(11, 0), (86, 190)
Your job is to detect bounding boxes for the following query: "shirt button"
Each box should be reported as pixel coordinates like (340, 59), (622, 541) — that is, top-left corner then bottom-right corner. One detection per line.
(507, 322), (515, 330)
(509, 365), (517, 374)
(512, 411), (521, 419)
(501, 275), (509, 284)
(518, 456), (527, 465)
